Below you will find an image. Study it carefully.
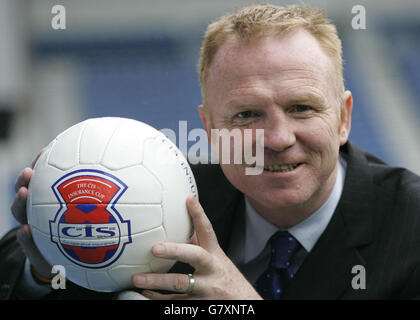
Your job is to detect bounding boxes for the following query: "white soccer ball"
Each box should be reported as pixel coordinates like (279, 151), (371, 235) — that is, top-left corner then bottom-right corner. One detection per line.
(27, 117), (197, 292)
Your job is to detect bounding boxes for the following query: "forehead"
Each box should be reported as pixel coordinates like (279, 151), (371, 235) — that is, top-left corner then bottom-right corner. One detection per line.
(206, 29), (334, 102)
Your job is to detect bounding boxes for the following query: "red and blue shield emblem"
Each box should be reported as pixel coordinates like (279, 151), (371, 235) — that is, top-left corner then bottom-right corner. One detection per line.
(49, 169), (131, 269)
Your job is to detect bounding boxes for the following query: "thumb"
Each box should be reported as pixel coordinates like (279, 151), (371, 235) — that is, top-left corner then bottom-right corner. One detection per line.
(16, 225), (53, 279)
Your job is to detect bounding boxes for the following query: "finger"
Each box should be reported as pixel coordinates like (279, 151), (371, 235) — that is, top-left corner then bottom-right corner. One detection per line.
(133, 273), (190, 293)
(133, 272), (200, 295)
(31, 147), (46, 169)
(141, 290), (191, 300)
(16, 225), (52, 279)
(11, 187), (29, 224)
(14, 167), (32, 193)
(152, 242), (212, 271)
(186, 195), (219, 252)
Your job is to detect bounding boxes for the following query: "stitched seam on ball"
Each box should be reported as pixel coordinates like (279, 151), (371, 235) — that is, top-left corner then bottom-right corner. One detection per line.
(99, 119), (124, 165)
(140, 138), (166, 241)
(45, 139), (58, 167)
(77, 121), (89, 165)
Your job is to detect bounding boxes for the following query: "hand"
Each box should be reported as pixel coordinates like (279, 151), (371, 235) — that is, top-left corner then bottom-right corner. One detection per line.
(132, 195), (262, 300)
(11, 149), (53, 280)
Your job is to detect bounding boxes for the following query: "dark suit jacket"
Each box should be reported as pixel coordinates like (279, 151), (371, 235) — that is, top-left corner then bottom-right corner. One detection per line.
(2, 141), (420, 299)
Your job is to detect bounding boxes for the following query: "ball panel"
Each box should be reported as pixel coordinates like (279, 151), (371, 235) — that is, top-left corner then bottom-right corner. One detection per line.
(116, 227), (165, 265)
(86, 270), (120, 292)
(100, 119), (158, 170)
(29, 204), (61, 235)
(48, 121), (87, 170)
(30, 144), (66, 205)
(79, 118), (122, 165)
(112, 165), (162, 204)
(108, 264), (151, 291)
(114, 204), (162, 235)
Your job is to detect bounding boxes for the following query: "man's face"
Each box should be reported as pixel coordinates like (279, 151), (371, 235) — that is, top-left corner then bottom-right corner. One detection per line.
(199, 29), (352, 223)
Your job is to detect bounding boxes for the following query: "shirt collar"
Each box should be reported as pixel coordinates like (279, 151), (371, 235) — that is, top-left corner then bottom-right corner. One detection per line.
(244, 157), (347, 263)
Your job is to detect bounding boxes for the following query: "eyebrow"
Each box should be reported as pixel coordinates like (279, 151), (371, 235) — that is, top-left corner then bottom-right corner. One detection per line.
(225, 102), (262, 110)
(224, 91), (272, 109)
(286, 93), (328, 107)
(281, 86), (329, 104)
(225, 90), (328, 111)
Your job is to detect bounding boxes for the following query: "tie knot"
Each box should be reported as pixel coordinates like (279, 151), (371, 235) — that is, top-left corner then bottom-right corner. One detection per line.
(269, 231), (299, 269)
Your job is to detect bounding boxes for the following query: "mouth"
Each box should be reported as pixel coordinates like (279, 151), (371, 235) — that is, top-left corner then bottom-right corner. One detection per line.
(245, 162), (304, 174)
(263, 163), (301, 172)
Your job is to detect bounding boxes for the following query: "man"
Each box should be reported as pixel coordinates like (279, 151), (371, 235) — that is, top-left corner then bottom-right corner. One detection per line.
(3, 4), (420, 299)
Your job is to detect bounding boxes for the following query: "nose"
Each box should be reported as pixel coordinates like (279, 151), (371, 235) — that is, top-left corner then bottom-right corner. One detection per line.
(263, 111), (296, 152)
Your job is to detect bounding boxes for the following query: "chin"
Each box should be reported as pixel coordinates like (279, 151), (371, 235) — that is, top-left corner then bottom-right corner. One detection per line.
(245, 185), (314, 211)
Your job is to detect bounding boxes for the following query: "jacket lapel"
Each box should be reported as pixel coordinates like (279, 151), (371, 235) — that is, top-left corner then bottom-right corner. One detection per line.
(282, 142), (375, 299)
(209, 188), (245, 253)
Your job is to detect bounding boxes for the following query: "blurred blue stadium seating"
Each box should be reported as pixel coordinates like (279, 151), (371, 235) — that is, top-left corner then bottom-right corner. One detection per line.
(340, 37), (396, 165)
(385, 24), (420, 113)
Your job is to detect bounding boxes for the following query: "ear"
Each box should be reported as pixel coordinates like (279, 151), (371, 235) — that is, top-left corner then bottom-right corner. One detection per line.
(198, 104), (212, 146)
(339, 90), (353, 146)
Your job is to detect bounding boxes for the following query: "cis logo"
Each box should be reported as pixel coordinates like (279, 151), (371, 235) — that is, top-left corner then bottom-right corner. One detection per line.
(49, 169), (131, 269)
(60, 224), (117, 238)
